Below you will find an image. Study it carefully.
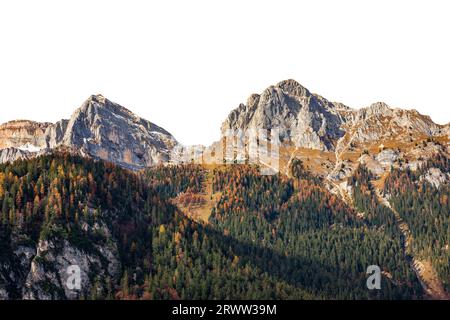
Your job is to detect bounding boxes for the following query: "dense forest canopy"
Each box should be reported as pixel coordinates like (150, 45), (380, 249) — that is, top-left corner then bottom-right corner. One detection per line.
(384, 154), (450, 292)
(1, 152), (448, 299)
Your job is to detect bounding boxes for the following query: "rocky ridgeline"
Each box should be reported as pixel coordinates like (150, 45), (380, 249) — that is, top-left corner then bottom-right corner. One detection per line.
(0, 81), (448, 179)
(221, 79), (350, 151)
(0, 120), (52, 149)
(222, 80), (444, 151)
(221, 79), (449, 182)
(0, 95), (177, 170)
(0, 209), (121, 300)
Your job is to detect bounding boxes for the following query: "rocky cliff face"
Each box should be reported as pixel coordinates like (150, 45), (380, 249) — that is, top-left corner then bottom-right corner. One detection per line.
(0, 120), (51, 150)
(221, 79), (350, 151)
(0, 147), (35, 164)
(0, 81), (448, 177)
(0, 95), (178, 169)
(222, 80), (445, 151)
(0, 209), (121, 300)
(220, 79), (449, 182)
(61, 95), (177, 169)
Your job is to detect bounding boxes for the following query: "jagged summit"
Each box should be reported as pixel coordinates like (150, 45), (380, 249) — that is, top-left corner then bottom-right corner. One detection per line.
(222, 79), (447, 150)
(0, 80), (448, 175)
(220, 79), (449, 181)
(222, 79), (349, 151)
(367, 101), (392, 112)
(0, 95), (178, 170)
(80, 94), (138, 120)
(87, 93), (107, 104)
(275, 79), (311, 97)
(61, 95), (177, 169)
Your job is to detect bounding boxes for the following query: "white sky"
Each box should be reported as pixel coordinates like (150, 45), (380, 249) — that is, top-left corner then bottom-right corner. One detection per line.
(0, 0), (449, 145)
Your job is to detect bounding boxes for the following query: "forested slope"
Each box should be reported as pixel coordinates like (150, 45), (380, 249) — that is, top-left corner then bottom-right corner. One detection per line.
(1, 153), (444, 299)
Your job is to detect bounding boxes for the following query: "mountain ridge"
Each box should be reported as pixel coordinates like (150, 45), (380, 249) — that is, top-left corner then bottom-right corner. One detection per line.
(0, 79), (448, 181)
(220, 79), (449, 183)
(0, 94), (178, 170)
(0, 81), (449, 300)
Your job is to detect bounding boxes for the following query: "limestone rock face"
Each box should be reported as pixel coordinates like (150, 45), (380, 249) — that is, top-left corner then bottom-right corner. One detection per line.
(220, 79), (449, 182)
(221, 79), (350, 151)
(0, 95), (178, 169)
(0, 120), (50, 150)
(0, 147), (34, 163)
(0, 209), (122, 300)
(0, 234), (37, 300)
(0, 80), (448, 176)
(421, 168), (449, 188)
(376, 149), (399, 166)
(23, 236), (120, 300)
(44, 119), (69, 149)
(222, 81), (445, 152)
(58, 94), (178, 170)
(346, 102), (442, 144)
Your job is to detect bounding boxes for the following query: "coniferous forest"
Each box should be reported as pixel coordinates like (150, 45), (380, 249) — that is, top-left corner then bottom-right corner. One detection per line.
(0, 153), (448, 299)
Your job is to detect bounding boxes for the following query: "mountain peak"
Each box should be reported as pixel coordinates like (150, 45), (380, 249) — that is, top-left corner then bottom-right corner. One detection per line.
(222, 79), (346, 151)
(87, 94), (107, 104)
(59, 96), (178, 169)
(275, 79), (310, 97)
(363, 102), (393, 117)
(0, 95), (178, 170)
(80, 94), (138, 123)
(369, 101), (391, 109)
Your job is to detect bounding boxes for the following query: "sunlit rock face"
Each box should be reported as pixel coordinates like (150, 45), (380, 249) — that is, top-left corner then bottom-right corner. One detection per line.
(221, 79), (449, 181)
(58, 94), (178, 170)
(0, 95), (178, 170)
(0, 120), (50, 150)
(221, 79), (350, 151)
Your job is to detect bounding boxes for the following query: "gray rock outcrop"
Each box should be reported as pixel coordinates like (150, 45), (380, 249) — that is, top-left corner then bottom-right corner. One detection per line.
(0, 95), (178, 169)
(221, 79), (349, 151)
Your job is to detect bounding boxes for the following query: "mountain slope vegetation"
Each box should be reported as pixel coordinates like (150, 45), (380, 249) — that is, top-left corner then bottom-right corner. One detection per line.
(1, 152), (449, 300)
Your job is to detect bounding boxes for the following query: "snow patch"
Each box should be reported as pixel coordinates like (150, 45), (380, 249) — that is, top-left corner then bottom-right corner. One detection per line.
(17, 143), (42, 153)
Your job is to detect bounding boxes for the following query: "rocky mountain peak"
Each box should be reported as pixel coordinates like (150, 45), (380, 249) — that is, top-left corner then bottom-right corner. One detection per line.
(275, 79), (311, 98)
(0, 120), (51, 150)
(58, 95), (178, 169)
(87, 94), (107, 104)
(0, 95), (178, 170)
(78, 94), (137, 122)
(352, 100), (442, 139)
(221, 79), (348, 151)
(366, 101), (392, 114)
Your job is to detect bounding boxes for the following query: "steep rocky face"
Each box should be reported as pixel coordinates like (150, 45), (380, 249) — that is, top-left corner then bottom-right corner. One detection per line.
(0, 211), (121, 300)
(22, 220), (121, 300)
(340, 102), (442, 147)
(222, 80), (445, 152)
(221, 79), (350, 151)
(0, 95), (178, 169)
(221, 79), (449, 182)
(58, 95), (177, 170)
(0, 120), (51, 150)
(0, 234), (35, 300)
(44, 119), (69, 149)
(0, 148), (34, 163)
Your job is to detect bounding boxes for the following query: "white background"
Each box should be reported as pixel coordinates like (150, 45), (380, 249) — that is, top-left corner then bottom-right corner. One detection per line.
(0, 0), (449, 145)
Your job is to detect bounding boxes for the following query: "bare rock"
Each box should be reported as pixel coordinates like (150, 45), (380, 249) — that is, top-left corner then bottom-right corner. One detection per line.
(0, 95), (178, 169)
(421, 167), (449, 188)
(221, 79), (349, 151)
(0, 120), (51, 149)
(376, 149), (399, 166)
